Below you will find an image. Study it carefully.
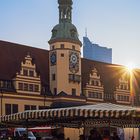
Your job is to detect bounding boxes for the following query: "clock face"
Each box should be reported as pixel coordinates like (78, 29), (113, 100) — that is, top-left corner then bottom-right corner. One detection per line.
(69, 52), (79, 73)
(50, 52), (56, 65)
(70, 53), (78, 64)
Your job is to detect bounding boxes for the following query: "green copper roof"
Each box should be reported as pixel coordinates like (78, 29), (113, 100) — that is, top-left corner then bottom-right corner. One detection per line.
(49, 0), (81, 45)
(49, 22), (81, 45)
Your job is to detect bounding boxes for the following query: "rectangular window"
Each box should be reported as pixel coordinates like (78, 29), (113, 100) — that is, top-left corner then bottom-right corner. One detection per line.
(12, 104), (18, 114)
(52, 74), (56, 81)
(31, 105), (36, 110)
(5, 104), (11, 115)
(54, 88), (57, 95)
(60, 44), (64, 49)
(72, 88), (76, 96)
(29, 84), (34, 91)
(61, 53), (64, 57)
(72, 45), (75, 50)
(18, 83), (23, 90)
(24, 83), (28, 91)
(24, 105), (30, 111)
(29, 70), (34, 77)
(88, 92), (92, 98)
(23, 69), (28, 76)
(126, 96), (129, 102)
(7, 82), (12, 88)
(1, 81), (3, 88)
(34, 85), (39, 92)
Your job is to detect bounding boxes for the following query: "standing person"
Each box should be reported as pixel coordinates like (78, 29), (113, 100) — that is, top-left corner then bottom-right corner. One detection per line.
(21, 133), (27, 140)
(112, 132), (120, 140)
(88, 129), (98, 140)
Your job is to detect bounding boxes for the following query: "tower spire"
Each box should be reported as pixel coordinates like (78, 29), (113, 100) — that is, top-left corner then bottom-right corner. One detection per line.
(58, 0), (73, 23)
(85, 28), (87, 37)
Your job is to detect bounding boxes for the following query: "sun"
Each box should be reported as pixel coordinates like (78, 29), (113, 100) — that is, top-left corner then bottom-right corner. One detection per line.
(125, 62), (136, 73)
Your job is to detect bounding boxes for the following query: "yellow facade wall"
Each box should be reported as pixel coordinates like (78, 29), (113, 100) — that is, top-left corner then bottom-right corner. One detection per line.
(0, 93), (52, 116)
(50, 42), (81, 96)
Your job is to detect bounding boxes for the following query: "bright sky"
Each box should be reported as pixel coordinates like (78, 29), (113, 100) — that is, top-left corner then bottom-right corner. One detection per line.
(0, 0), (140, 68)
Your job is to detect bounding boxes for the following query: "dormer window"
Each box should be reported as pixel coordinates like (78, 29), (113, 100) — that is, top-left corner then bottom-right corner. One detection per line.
(52, 29), (57, 38)
(84, 67), (104, 101)
(115, 76), (130, 104)
(13, 53), (41, 94)
(70, 29), (76, 38)
(29, 70), (34, 77)
(23, 69), (28, 76)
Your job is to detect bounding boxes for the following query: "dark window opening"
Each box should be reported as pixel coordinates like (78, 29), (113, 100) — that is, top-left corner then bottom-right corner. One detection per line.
(54, 88), (57, 95)
(72, 45), (75, 50)
(29, 84), (33, 91)
(23, 69), (28, 76)
(60, 44), (64, 49)
(5, 104), (11, 115)
(72, 88), (76, 96)
(61, 53), (64, 57)
(18, 83), (23, 90)
(31, 105), (36, 110)
(5, 104), (18, 115)
(24, 105), (30, 111)
(52, 74), (56, 81)
(13, 104), (18, 114)
(35, 85), (39, 92)
(24, 83), (28, 91)
(29, 70), (34, 77)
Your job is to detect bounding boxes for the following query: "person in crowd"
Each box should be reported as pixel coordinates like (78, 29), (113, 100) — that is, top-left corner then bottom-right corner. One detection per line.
(103, 130), (111, 140)
(21, 133), (27, 140)
(88, 128), (101, 140)
(112, 132), (120, 140)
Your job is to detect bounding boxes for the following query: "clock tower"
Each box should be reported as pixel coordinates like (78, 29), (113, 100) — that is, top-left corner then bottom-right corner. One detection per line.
(48, 0), (82, 96)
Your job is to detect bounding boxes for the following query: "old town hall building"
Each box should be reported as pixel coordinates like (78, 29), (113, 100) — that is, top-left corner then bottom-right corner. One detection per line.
(0, 0), (140, 116)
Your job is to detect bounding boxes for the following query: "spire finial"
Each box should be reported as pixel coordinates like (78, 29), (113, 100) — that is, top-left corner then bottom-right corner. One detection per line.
(85, 28), (87, 37)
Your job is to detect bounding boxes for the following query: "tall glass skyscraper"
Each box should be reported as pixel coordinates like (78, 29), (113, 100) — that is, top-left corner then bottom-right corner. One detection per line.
(83, 37), (112, 63)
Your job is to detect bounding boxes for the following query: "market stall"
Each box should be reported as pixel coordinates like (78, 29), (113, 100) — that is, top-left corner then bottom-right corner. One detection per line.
(0, 103), (140, 128)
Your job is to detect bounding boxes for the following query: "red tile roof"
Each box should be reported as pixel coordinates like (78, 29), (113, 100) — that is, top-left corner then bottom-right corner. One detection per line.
(0, 40), (49, 86)
(81, 58), (140, 95)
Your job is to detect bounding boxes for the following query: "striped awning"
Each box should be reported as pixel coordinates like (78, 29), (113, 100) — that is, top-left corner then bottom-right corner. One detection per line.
(1, 103), (140, 127)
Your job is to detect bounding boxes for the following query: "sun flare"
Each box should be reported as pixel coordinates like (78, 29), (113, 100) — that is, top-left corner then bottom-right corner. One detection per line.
(125, 62), (136, 73)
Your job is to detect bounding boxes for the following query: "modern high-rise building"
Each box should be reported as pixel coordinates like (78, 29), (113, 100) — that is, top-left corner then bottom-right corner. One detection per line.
(83, 36), (112, 63)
